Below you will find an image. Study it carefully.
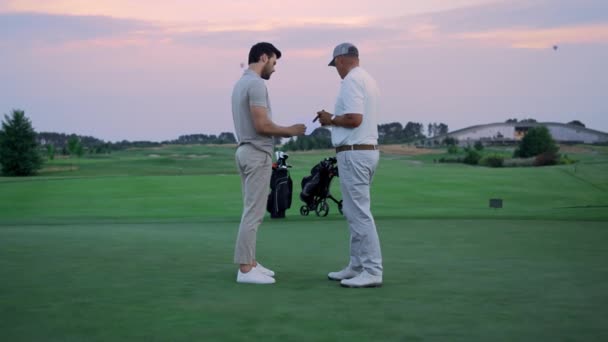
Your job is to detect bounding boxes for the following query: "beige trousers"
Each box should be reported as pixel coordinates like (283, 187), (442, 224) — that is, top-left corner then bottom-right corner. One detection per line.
(233, 144), (272, 264)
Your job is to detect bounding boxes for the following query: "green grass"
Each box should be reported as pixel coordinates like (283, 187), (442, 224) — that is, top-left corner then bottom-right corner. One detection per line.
(2, 221), (607, 341)
(1, 144), (607, 341)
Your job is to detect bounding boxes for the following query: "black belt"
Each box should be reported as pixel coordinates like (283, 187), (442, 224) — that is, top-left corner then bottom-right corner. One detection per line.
(335, 144), (378, 153)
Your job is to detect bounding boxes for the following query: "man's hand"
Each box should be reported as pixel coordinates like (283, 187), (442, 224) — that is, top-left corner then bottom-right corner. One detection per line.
(316, 110), (334, 126)
(288, 124), (307, 137)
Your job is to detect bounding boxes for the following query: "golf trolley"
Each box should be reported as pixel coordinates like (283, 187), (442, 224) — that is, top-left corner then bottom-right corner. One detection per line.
(299, 157), (343, 217)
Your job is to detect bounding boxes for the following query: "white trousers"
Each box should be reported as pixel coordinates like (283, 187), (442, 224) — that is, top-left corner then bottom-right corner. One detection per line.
(337, 150), (383, 276)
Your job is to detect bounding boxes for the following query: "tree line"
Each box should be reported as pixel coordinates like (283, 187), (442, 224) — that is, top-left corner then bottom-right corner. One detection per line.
(0, 109), (591, 176)
(282, 121), (449, 151)
(39, 120), (451, 154)
(36, 131), (238, 156)
(505, 118), (586, 128)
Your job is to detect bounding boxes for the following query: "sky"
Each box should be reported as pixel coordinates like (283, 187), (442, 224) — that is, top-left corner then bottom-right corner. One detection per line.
(1, 0), (607, 142)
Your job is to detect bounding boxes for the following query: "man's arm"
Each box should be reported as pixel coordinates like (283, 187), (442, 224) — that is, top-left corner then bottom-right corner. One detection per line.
(316, 110), (362, 128)
(331, 113), (362, 128)
(251, 106), (306, 137)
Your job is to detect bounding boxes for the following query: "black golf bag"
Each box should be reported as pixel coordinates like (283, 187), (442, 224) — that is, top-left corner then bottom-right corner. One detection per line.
(299, 157), (342, 217)
(267, 151), (293, 219)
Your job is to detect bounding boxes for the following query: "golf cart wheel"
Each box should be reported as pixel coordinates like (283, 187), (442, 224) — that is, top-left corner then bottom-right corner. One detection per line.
(338, 201), (343, 215)
(316, 201), (329, 217)
(300, 205), (310, 216)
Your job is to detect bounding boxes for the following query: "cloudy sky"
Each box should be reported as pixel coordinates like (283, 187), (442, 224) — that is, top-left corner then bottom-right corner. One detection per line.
(1, 0), (607, 142)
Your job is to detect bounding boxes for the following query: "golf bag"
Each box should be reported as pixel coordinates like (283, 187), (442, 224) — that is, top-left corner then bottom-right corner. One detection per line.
(299, 157), (342, 217)
(267, 151), (293, 219)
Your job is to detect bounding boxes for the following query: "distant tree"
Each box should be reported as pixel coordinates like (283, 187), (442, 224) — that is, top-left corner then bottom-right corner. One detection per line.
(474, 141), (484, 151)
(505, 118), (518, 123)
(437, 123), (448, 136)
(282, 127), (331, 151)
(0, 109), (43, 176)
(403, 122), (425, 141)
(67, 135), (80, 157)
(514, 126), (559, 158)
(37, 132), (106, 151)
(426, 122), (448, 138)
(378, 122), (403, 144)
(283, 137), (296, 151)
(310, 127), (331, 140)
(568, 120), (585, 128)
(75, 142), (84, 158)
(443, 137), (459, 154)
(46, 144), (56, 160)
(218, 132), (237, 144)
(520, 118), (537, 123)
(94, 142), (112, 154)
(443, 136), (458, 146)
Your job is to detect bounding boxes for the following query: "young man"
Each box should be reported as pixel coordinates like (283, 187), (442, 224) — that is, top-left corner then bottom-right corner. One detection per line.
(231, 42), (306, 284)
(316, 42), (383, 288)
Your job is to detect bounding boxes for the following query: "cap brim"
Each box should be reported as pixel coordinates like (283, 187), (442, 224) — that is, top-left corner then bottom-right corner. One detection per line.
(328, 58), (336, 67)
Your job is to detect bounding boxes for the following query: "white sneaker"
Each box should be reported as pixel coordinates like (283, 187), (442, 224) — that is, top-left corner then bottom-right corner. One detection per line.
(340, 270), (382, 288)
(328, 266), (360, 281)
(255, 263), (275, 277)
(237, 267), (276, 284)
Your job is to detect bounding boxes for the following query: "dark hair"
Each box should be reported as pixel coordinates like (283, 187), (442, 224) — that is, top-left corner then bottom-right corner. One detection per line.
(248, 42), (282, 64)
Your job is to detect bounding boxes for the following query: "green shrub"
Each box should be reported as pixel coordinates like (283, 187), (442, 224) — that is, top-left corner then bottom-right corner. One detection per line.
(46, 144), (55, 160)
(463, 149), (481, 165)
(443, 137), (458, 146)
(447, 145), (458, 154)
(438, 157), (463, 163)
(474, 141), (484, 151)
(559, 154), (578, 165)
(481, 155), (504, 168)
(534, 151), (559, 166)
(503, 157), (535, 167)
(514, 126), (559, 158)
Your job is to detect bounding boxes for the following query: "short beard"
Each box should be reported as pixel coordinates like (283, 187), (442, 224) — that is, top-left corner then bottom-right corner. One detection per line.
(261, 63), (273, 80)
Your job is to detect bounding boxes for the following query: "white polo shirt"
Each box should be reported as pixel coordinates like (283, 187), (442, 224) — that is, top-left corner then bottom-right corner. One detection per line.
(331, 66), (380, 147)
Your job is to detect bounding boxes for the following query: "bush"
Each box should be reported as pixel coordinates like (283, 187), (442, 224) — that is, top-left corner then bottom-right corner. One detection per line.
(438, 157), (463, 163)
(443, 137), (458, 146)
(503, 157), (535, 167)
(463, 149), (481, 165)
(447, 145), (458, 154)
(514, 126), (559, 158)
(45, 144), (55, 160)
(474, 141), (484, 151)
(481, 155), (504, 168)
(534, 151), (559, 166)
(559, 154), (578, 165)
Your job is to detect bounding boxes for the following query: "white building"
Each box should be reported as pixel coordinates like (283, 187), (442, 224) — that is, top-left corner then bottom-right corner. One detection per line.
(428, 122), (608, 146)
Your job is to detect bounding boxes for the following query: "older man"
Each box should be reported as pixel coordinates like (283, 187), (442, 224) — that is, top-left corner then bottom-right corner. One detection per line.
(316, 42), (383, 288)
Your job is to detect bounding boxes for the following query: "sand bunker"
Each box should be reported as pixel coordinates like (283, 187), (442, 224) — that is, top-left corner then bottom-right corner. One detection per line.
(379, 145), (443, 156)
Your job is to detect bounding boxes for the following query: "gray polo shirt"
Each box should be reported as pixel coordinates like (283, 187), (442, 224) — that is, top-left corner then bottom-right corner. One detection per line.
(231, 69), (274, 156)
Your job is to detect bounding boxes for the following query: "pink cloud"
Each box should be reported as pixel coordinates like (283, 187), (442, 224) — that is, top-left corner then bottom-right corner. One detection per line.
(455, 24), (608, 49)
(2, 0), (498, 23)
